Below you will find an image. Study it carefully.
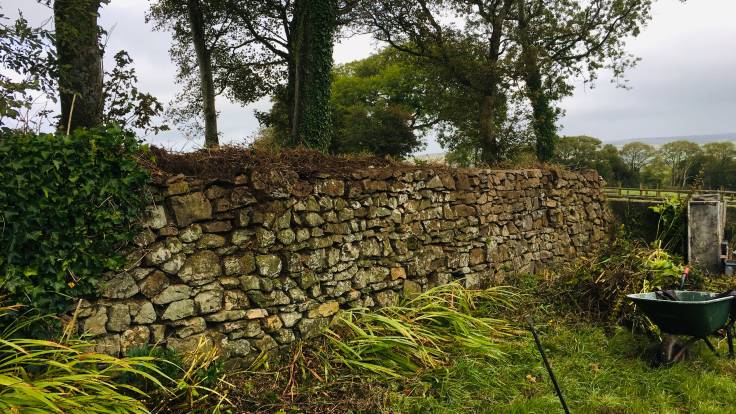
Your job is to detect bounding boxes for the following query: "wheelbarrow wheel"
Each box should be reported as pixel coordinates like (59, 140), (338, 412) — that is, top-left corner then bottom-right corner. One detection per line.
(653, 335), (687, 366)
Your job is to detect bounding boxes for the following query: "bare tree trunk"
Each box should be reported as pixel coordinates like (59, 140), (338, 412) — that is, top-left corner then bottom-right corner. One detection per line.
(186, 0), (219, 148)
(54, 0), (103, 131)
(476, 0), (513, 164)
(478, 94), (500, 164)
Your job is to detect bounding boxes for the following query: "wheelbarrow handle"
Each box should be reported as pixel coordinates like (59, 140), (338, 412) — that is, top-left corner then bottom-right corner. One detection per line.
(527, 317), (571, 414)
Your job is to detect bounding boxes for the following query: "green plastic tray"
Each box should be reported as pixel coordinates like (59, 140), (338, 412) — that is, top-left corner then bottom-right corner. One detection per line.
(627, 291), (733, 337)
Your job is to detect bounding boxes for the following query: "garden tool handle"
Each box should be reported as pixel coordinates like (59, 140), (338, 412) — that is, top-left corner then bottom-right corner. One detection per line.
(680, 266), (690, 290)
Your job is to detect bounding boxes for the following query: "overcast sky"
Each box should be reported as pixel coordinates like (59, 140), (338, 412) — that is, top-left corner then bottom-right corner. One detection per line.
(5, 0), (736, 153)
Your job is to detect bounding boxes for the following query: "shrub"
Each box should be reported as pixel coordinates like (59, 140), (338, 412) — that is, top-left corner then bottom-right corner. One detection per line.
(540, 234), (685, 330)
(0, 126), (149, 313)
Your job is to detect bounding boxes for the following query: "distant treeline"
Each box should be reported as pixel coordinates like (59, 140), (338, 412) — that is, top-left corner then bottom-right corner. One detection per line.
(553, 136), (736, 190)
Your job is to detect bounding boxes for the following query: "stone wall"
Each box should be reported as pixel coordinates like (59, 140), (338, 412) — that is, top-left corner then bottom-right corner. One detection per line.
(78, 166), (609, 358)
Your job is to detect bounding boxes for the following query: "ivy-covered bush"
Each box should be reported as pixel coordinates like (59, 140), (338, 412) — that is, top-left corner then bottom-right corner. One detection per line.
(0, 126), (149, 313)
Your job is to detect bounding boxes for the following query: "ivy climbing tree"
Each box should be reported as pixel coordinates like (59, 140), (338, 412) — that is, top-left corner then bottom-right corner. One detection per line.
(286, 0), (338, 150)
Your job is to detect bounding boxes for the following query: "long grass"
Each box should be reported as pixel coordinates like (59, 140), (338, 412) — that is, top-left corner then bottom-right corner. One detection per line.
(324, 282), (519, 379)
(0, 305), (164, 414)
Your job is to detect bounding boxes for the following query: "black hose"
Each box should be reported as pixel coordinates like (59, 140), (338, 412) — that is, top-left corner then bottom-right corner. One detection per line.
(528, 317), (570, 414)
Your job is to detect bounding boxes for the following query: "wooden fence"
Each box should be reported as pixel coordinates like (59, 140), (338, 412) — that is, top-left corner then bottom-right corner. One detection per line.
(603, 187), (736, 208)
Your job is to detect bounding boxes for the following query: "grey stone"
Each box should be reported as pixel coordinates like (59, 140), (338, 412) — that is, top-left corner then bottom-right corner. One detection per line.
(175, 317), (207, 338)
(274, 329), (296, 344)
(130, 300), (157, 324)
(161, 253), (186, 275)
(277, 229), (296, 245)
(179, 224), (203, 242)
(134, 228), (156, 247)
(162, 299), (195, 321)
(224, 290), (249, 310)
(304, 212), (325, 227)
(222, 320), (261, 337)
(178, 250), (222, 286)
(224, 253), (255, 276)
(403, 280), (422, 298)
(298, 317), (328, 339)
(263, 315), (283, 332)
(144, 205), (167, 229)
(144, 242), (171, 266)
(197, 234), (226, 249)
(194, 290), (223, 314)
(100, 272), (139, 299)
(94, 334), (121, 356)
(256, 254), (282, 277)
(307, 300), (339, 318)
(151, 325), (167, 343)
(224, 339), (252, 357)
(169, 192), (213, 227)
(152, 284), (193, 305)
(139, 271), (171, 298)
(205, 310), (248, 322)
(121, 326), (150, 355)
(165, 237), (184, 254)
(231, 229), (251, 246)
(279, 312), (302, 328)
(106, 303), (131, 333)
(245, 308), (269, 319)
(375, 290), (399, 307)
(248, 290), (290, 307)
(255, 228), (276, 247)
(83, 307), (108, 336)
(239, 275), (260, 291)
(167, 332), (224, 355)
(253, 335), (278, 352)
(296, 228), (311, 242)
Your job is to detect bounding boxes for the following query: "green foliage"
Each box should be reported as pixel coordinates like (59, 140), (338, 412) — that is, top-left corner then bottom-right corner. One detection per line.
(103, 51), (168, 135)
(125, 342), (230, 413)
(0, 127), (150, 313)
(0, 305), (163, 414)
(539, 234), (684, 330)
(0, 8), (56, 131)
(329, 50), (430, 157)
(650, 196), (688, 252)
(324, 283), (517, 379)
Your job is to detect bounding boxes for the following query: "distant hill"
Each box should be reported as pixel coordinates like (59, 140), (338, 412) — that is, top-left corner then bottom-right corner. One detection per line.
(608, 133), (736, 147)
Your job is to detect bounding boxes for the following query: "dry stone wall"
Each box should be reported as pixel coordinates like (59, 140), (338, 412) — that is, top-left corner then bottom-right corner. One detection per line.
(78, 166), (608, 359)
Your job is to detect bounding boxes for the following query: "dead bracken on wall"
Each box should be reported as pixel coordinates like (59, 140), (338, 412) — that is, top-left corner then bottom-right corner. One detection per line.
(77, 164), (609, 360)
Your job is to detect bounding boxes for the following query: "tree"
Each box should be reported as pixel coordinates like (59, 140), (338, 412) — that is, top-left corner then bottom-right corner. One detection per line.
(659, 140), (702, 188)
(620, 142), (656, 173)
(595, 144), (633, 186)
(358, 0), (652, 164)
(329, 50), (432, 157)
(553, 135), (602, 169)
(701, 141), (736, 189)
(511, 0), (652, 162)
(53, 0), (104, 131)
(0, 8), (56, 132)
(258, 49), (431, 157)
(358, 0), (517, 164)
(102, 51), (168, 135)
(148, 0), (280, 146)
(229, 0), (343, 151)
(186, 0), (218, 147)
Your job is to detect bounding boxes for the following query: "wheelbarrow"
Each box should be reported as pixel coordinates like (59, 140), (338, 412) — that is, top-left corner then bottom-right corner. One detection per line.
(627, 291), (735, 364)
